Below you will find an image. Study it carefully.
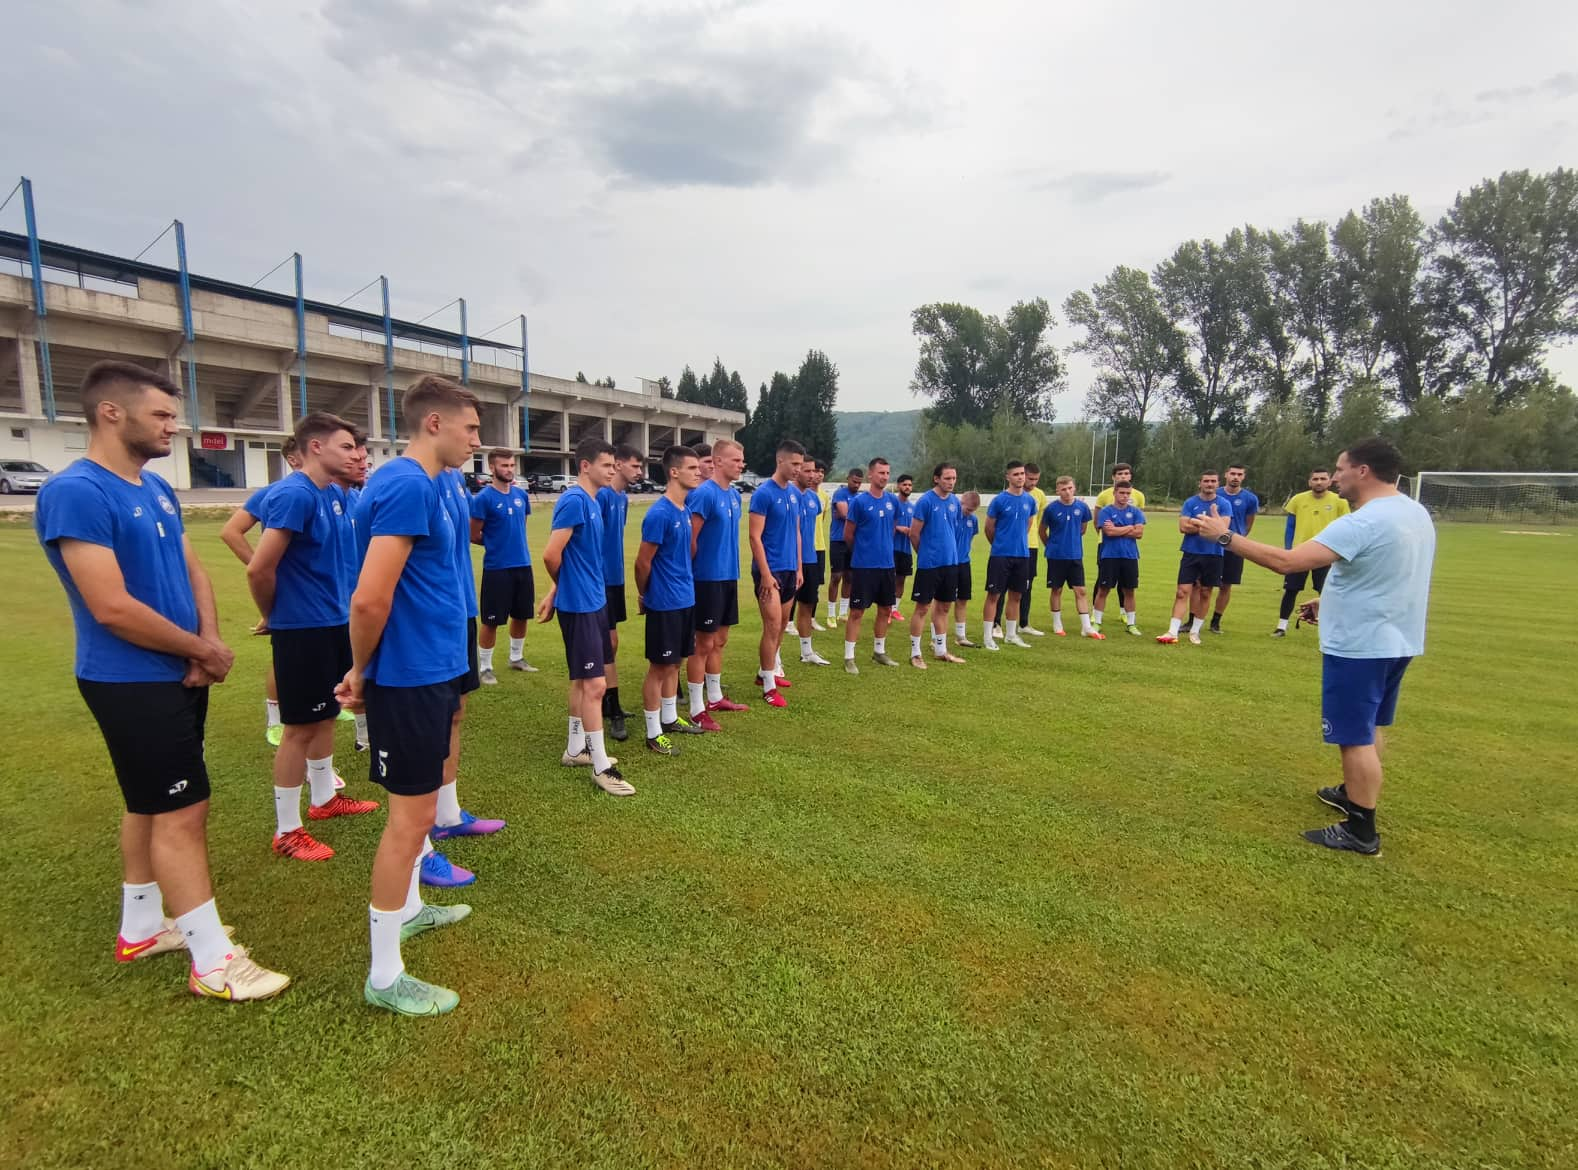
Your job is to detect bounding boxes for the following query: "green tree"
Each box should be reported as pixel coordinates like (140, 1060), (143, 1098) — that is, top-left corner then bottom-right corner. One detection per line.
(724, 370), (750, 415)
(789, 349), (839, 464)
(909, 299), (1063, 426)
(1339, 195), (1445, 408)
(1428, 168), (1578, 403)
(1066, 264), (1190, 431)
(1154, 238), (1256, 435)
(675, 365), (701, 403)
(656, 375), (675, 400)
(575, 371), (589, 383)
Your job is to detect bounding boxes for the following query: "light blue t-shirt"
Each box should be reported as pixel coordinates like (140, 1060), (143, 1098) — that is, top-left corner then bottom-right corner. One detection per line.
(1312, 494), (1435, 659)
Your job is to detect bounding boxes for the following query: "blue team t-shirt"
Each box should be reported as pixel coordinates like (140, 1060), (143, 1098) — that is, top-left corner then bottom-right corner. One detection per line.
(828, 485), (856, 544)
(796, 485), (820, 565)
(689, 479), (741, 582)
(1180, 494), (1231, 555)
(1218, 488), (1261, 536)
(469, 483), (531, 571)
(1041, 499), (1093, 561)
(550, 485), (607, 612)
(847, 490), (897, 570)
(439, 469), (479, 617)
(1314, 495), (1436, 659)
(243, 483), (274, 521)
(987, 491), (1036, 557)
(596, 486), (629, 587)
(640, 495), (695, 612)
(956, 512), (979, 564)
(37, 460), (199, 683)
(331, 485), (362, 605)
(263, 471), (348, 629)
(911, 490), (962, 570)
(357, 457), (467, 686)
(892, 496), (916, 553)
(1096, 504), (1145, 559)
(749, 477), (801, 572)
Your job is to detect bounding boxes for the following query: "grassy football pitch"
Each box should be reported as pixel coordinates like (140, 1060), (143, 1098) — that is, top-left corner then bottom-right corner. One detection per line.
(1, 511), (1574, 1169)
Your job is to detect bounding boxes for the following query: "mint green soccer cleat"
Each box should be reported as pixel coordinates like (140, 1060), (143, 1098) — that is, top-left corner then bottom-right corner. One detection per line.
(364, 972), (460, 1016)
(1126, 624), (1143, 636)
(265, 724), (283, 747)
(399, 902), (472, 942)
(337, 708), (355, 723)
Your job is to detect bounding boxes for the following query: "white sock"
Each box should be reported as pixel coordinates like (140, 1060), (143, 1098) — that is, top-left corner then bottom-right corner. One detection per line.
(1006, 620), (1019, 639)
(1190, 616), (1204, 635)
(354, 712), (368, 745)
(1168, 617), (1182, 636)
(306, 756), (336, 807)
(274, 785), (303, 834)
(1093, 608), (1103, 625)
(705, 674), (723, 703)
(874, 636), (886, 654)
(955, 621), (966, 639)
(478, 645), (495, 672)
(800, 636), (813, 656)
(1277, 618), (1289, 631)
(932, 632), (946, 655)
(566, 715), (586, 755)
(1125, 611), (1136, 625)
(688, 681), (706, 717)
(265, 699), (281, 729)
(400, 854), (424, 922)
(660, 695), (676, 724)
(983, 621), (996, 644)
(910, 635), (922, 657)
(368, 904), (405, 990)
(838, 598), (850, 618)
(773, 654), (784, 675)
(759, 668), (777, 691)
(844, 640), (857, 661)
(120, 880), (164, 941)
(177, 898), (231, 975)
(1051, 611), (1064, 633)
(509, 636), (525, 661)
(588, 730), (612, 773)
(826, 600), (837, 621)
(1080, 612), (1093, 635)
(644, 708), (662, 739)
(435, 781), (462, 828)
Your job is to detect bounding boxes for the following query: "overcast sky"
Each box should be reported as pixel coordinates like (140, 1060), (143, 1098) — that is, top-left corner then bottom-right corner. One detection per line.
(5, 0), (1577, 414)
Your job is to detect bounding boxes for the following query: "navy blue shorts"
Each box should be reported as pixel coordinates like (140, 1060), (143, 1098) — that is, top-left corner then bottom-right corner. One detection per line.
(272, 624), (351, 724)
(985, 555), (1031, 597)
(694, 579), (740, 632)
(364, 678), (461, 796)
(910, 565), (957, 605)
(1321, 655), (1412, 747)
(457, 616), (480, 695)
(829, 542), (850, 574)
(954, 562), (973, 602)
(1177, 553), (1224, 588)
(558, 607), (614, 679)
(644, 606), (695, 665)
(605, 585), (628, 627)
(850, 567), (896, 611)
(893, 549), (914, 576)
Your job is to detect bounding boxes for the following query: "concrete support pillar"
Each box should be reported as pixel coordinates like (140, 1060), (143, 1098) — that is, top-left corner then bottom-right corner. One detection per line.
(603, 415), (613, 441)
(15, 334), (43, 418)
(643, 421), (651, 460)
(560, 409), (570, 453)
(367, 382), (383, 441)
(506, 401), (521, 450)
(276, 367), (293, 434)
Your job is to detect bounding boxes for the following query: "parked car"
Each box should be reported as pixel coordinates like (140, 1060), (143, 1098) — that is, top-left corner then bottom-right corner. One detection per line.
(463, 471), (489, 493)
(545, 474), (574, 492)
(522, 474), (548, 493)
(736, 471), (762, 492)
(637, 479), (662, 494)
(0, 460), (51, 494)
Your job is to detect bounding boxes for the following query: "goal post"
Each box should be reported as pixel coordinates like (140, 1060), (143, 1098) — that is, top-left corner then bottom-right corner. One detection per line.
(1413, 471), (1578, 524)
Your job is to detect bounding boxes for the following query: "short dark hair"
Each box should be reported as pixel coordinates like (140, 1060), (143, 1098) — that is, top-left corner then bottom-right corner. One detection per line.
(294, 411), (355, 448)
(1112, 463), (1133, 477)
(1228, 463), (1246, 472)
(693, 442), (712, 458)
(615, 442), (644, 463)
(80, 360), (181, 428)
(1005, 460), (1024, 473)
(847, 467), (864, 478)
(1311, 466), (1330, 475)
(1024, 462), (1040, 475)
(1200, 469), (1219, 479)
(281, 436), (299, 459)
(932, 461), (956, 479)
(1114, 482), (1133, 494)
(814, 458), (828, 472)
(402, 375), (478, 429)
(351, 429), (369, 448)
(1343, 437), (1402, 484)
(487, 448), (516, 465)
(575, 435), (616, 470)
(777, 439), (806, 457)
(867, 457), (889, 471)
(896, 473), (914, 484)
(662, 444), (696, 475)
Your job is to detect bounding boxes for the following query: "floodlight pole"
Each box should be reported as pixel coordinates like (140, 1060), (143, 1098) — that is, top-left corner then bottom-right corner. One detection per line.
(21, 177), (57, 423)
(293, 253), (307, 416)
(174, 220), (198, 427)
(381, 276), (396, 443)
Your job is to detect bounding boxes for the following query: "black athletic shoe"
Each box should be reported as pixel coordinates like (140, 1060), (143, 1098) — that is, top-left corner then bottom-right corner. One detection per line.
(645, 734), (679, 757)
(1301, 822), (1381, 856)
(606, 711), (629, 742)
(662, 715), (706, 736)
(1316, 785), (1358, 815)
(1271, 628), (1286, 639)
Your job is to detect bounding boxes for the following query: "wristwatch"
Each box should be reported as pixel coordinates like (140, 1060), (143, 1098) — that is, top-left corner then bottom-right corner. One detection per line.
(1216, 531), (1233, 547)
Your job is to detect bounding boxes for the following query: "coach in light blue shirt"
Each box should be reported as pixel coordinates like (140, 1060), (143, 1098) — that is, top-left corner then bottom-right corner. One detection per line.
(1191, 437), (1435, 860)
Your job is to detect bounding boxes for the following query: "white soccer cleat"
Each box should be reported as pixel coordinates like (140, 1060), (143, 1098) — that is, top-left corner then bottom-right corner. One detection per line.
(1004, 635), (1032, 648)
(800, 651), (832, 666)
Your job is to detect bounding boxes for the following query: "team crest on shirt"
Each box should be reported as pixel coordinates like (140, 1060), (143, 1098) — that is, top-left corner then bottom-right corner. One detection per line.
(156, 494), (176, 515)
(331, 499), (343, 515)
(133, 506), (144, 518)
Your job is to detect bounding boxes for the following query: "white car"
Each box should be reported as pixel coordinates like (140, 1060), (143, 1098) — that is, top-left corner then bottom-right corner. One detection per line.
(545, 474), (574, 492)
(0, 460), (50, 494)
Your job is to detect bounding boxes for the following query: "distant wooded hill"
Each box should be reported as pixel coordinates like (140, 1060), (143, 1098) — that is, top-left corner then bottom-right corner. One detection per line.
(831, 410), (924, 472)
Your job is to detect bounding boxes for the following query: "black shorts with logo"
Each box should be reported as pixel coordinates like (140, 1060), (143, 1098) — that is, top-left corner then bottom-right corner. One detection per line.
(850, 567), (897, 611)
(694, 580), (740, 632)
(272, 624), (352, 724)
(829, 542), (850, 574)
(1026, 549), (1040, 587)
(79, 680), (212, 815)
(1097, 557), (1140, 592)
(605, 585), (628, 627)
(793, 553), (824, 605)
(364, 677), (461, 797)
(751, 564), (798, 605)
(955, 562), (973, 602)
(1045, 558), (1086, 590)
(985, 555), (1032, 596)
(893, 549), (914, 577)
(457, 616), (481, 694)
(645, 606), (696, 665)
(910, 565), (959, 605)
(558, 607), (614, 679)
(479, 565), (535, 626)
(1221, 551), (1246, 586)
(1285, 565), (1331, 593)
(1177, 553), (1225, 588)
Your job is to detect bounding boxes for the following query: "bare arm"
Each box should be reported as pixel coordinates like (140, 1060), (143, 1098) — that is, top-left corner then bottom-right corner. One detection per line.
(690, 514), (705, 559)
(984, 516), (997, 542)
(909, 516), (924, 552)
(536, 526), (573, 621)
(470, 517), (485, 546)
(1037, 517), (1051, 546)
(747, 513), (774, 585)
(633, 541), (657, 600)
(1191, 508), (1336, 575)
(219, 508), (259, 566)
(245, 527), (293, 622)
(336, 533), (412, 712)
(842, 519), (856, 546)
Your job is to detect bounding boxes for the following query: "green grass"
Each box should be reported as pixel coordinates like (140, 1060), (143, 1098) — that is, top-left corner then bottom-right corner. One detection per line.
(2, 509), (1576, 1169)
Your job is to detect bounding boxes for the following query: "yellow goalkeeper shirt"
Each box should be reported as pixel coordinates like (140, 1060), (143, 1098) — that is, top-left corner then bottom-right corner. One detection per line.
(1094, 486), (1146, 511)
(1284, 490), (1350, 545)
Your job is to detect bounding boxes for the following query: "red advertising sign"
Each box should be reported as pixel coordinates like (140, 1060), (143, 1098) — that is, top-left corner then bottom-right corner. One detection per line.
(199, 432), (227, 451)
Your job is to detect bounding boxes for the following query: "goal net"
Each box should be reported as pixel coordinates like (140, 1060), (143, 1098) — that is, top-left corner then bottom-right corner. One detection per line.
(1413, 471), (1578, 524)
